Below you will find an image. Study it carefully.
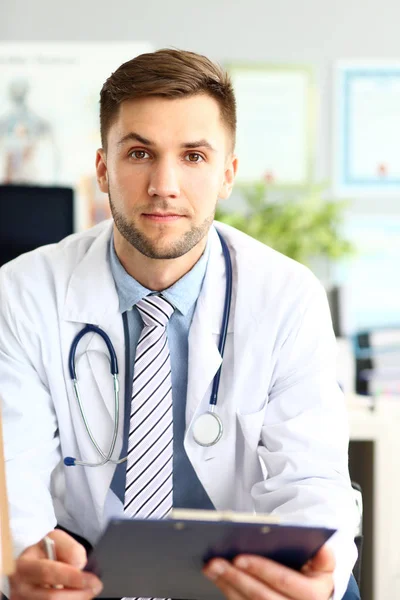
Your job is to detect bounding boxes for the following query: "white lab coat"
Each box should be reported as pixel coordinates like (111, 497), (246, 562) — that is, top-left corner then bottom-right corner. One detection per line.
(0, 220), (357, 599)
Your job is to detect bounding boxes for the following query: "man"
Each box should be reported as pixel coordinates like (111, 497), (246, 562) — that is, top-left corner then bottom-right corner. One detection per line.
(0, 49), (360, 600)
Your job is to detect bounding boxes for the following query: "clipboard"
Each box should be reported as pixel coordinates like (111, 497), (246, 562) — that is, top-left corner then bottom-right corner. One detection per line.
(85, 510), (335, 599)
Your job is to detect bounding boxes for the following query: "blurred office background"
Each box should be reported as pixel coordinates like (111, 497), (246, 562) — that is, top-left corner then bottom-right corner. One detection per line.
(2, 1), (400, 598)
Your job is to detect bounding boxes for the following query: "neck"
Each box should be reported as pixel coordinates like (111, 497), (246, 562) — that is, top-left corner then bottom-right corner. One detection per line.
(113, 227), (208, 291)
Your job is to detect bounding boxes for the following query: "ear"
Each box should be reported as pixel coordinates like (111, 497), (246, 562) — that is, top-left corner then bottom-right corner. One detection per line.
(219, 154), (238, 200)
(96, 148), (109, 193)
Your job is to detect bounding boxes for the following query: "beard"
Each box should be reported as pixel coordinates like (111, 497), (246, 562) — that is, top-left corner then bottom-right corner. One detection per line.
(109, 193), (216, 260)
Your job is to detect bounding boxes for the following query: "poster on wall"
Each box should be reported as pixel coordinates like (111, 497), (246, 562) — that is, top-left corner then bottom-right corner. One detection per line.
(334, 61), (400, 197)
(228, 65), (315, 186)
(0, 42), (152, 230)
(334, 215), (400, 333)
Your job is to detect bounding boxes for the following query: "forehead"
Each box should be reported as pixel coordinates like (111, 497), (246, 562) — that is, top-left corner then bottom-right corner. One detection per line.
(107, 94), (229, 148)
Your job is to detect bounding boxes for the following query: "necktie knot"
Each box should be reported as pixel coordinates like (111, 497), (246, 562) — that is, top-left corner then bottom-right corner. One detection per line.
(136, 294), (174, 328)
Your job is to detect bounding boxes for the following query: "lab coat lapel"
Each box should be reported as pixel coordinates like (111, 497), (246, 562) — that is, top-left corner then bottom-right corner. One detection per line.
(185, 227), (228, 456)
(62, 222), (126, 427)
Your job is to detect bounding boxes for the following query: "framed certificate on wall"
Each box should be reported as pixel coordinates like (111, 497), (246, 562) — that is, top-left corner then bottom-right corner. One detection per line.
(334, 61), (400, 197)
(227, 64), (316, 186)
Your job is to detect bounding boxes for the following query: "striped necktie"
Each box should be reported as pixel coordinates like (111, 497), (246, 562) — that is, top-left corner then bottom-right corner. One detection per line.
(124, 293), (175, 519)
(123, 294), (174, 600)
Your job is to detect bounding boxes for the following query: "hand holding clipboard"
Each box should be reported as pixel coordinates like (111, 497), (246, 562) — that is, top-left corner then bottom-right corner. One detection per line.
(86, 509), (336, 599)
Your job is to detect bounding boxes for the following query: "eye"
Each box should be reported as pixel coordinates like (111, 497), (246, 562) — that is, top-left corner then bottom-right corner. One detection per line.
(185, 153), (204, 163)
(129, 150), (150, 160)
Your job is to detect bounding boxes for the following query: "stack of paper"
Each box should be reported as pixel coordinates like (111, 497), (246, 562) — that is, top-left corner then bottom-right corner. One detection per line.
(356, 328), (400, 397)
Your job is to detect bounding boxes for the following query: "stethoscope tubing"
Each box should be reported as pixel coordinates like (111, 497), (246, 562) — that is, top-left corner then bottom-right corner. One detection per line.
(210, 231), (232, 406)
(66, 325), (123, 467)
(68, 324), (119, 379)
(66, 229), (232, 466)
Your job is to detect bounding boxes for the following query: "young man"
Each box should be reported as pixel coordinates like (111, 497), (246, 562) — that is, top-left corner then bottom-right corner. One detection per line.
(0, 49), (360, 600)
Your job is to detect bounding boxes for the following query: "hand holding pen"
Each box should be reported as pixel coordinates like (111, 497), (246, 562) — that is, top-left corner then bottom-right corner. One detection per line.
(8, 529), (103, 599)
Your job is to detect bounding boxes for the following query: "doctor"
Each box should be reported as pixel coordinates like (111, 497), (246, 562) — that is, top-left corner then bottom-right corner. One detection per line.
(0, 49), (359, 600)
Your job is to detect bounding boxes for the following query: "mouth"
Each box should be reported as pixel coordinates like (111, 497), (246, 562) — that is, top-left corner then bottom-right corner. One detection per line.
(142, 212), (185, 223)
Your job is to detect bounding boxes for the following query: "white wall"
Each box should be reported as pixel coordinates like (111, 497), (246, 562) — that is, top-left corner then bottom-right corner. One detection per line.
(3, 0), (400, 59)
(2, 0), (400, 214)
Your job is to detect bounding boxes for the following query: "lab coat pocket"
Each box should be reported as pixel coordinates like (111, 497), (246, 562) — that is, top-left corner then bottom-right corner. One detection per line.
(236, 405), (267, 451)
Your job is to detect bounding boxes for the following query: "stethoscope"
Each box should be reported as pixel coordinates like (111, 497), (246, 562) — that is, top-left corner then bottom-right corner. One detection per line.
(64, 230), (232, 468)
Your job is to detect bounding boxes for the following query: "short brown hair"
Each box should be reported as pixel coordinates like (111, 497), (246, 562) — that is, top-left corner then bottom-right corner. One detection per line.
(100, 48), (236, 151)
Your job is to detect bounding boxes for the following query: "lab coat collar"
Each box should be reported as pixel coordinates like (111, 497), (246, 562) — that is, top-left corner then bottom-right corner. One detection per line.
(62, 220), (118, 326)
(62, 221), (233, 334)
(61, 221), (123, 425)
(193, 224), (235, 335)
(109, 231), (211, 318)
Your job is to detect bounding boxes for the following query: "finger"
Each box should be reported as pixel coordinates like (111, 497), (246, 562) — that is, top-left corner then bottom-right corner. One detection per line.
(16, 557), (102, 592)
(12, 580), (102, 600)
(48, 530), (88, 569)
(232, 554), (333, 599)
(204, 559), (288, 600)
(203, 560), (245, 600)
(306, 545), (336, 574)
(209, 579), (247, 600)
(22, 531), (87, 569)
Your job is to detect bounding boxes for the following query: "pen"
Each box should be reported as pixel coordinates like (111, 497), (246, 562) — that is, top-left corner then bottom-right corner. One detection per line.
(43, 536), (56, 561)
(43, 536), (64, 589)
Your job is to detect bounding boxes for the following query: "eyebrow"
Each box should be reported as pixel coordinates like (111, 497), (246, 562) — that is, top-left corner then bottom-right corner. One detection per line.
(117, 132), (217, 152)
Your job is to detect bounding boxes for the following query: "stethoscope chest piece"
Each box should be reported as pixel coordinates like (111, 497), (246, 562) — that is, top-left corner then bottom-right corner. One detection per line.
(192, 411), (223, 447)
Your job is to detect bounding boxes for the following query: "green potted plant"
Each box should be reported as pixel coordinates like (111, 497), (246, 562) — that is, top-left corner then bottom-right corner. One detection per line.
(215, 181), (354, 267)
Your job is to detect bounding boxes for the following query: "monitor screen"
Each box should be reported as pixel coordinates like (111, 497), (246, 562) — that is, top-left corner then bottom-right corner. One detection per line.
(0, 184), (74, 267)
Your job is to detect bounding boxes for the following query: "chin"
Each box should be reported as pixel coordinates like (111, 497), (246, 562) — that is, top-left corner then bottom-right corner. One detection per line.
(141, 235), (198, 260)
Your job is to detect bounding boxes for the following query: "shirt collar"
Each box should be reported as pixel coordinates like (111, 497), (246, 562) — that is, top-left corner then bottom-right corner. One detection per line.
(109, 234), (211, 316)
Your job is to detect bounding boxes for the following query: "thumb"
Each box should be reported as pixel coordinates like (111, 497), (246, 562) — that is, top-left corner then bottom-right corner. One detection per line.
(48, 530), (88, 569)
(302, 544), (335, 576)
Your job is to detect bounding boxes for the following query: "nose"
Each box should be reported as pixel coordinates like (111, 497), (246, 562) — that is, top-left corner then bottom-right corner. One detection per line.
(148, 157), (180, 198)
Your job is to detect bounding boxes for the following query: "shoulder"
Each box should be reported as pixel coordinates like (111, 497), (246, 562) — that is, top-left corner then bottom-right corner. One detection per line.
(213, 223), (331, 344)
(214, 221), (321, 297)
(0, 220), (113, 315)
(0, 220), (112, 286)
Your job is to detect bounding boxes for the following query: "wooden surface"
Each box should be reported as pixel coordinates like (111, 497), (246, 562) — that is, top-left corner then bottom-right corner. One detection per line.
(0, 405), (14, 575)
(348, 395), (400, 600)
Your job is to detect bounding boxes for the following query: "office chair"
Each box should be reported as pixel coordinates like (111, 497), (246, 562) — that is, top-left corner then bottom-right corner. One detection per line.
(351, 481), (363, 587)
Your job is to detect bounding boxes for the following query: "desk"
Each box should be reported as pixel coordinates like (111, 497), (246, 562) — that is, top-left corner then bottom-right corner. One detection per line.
(348, 395), (400, 600)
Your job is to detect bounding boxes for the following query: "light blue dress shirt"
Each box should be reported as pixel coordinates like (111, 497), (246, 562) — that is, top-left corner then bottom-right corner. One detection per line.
(108, 234), (214, 510)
